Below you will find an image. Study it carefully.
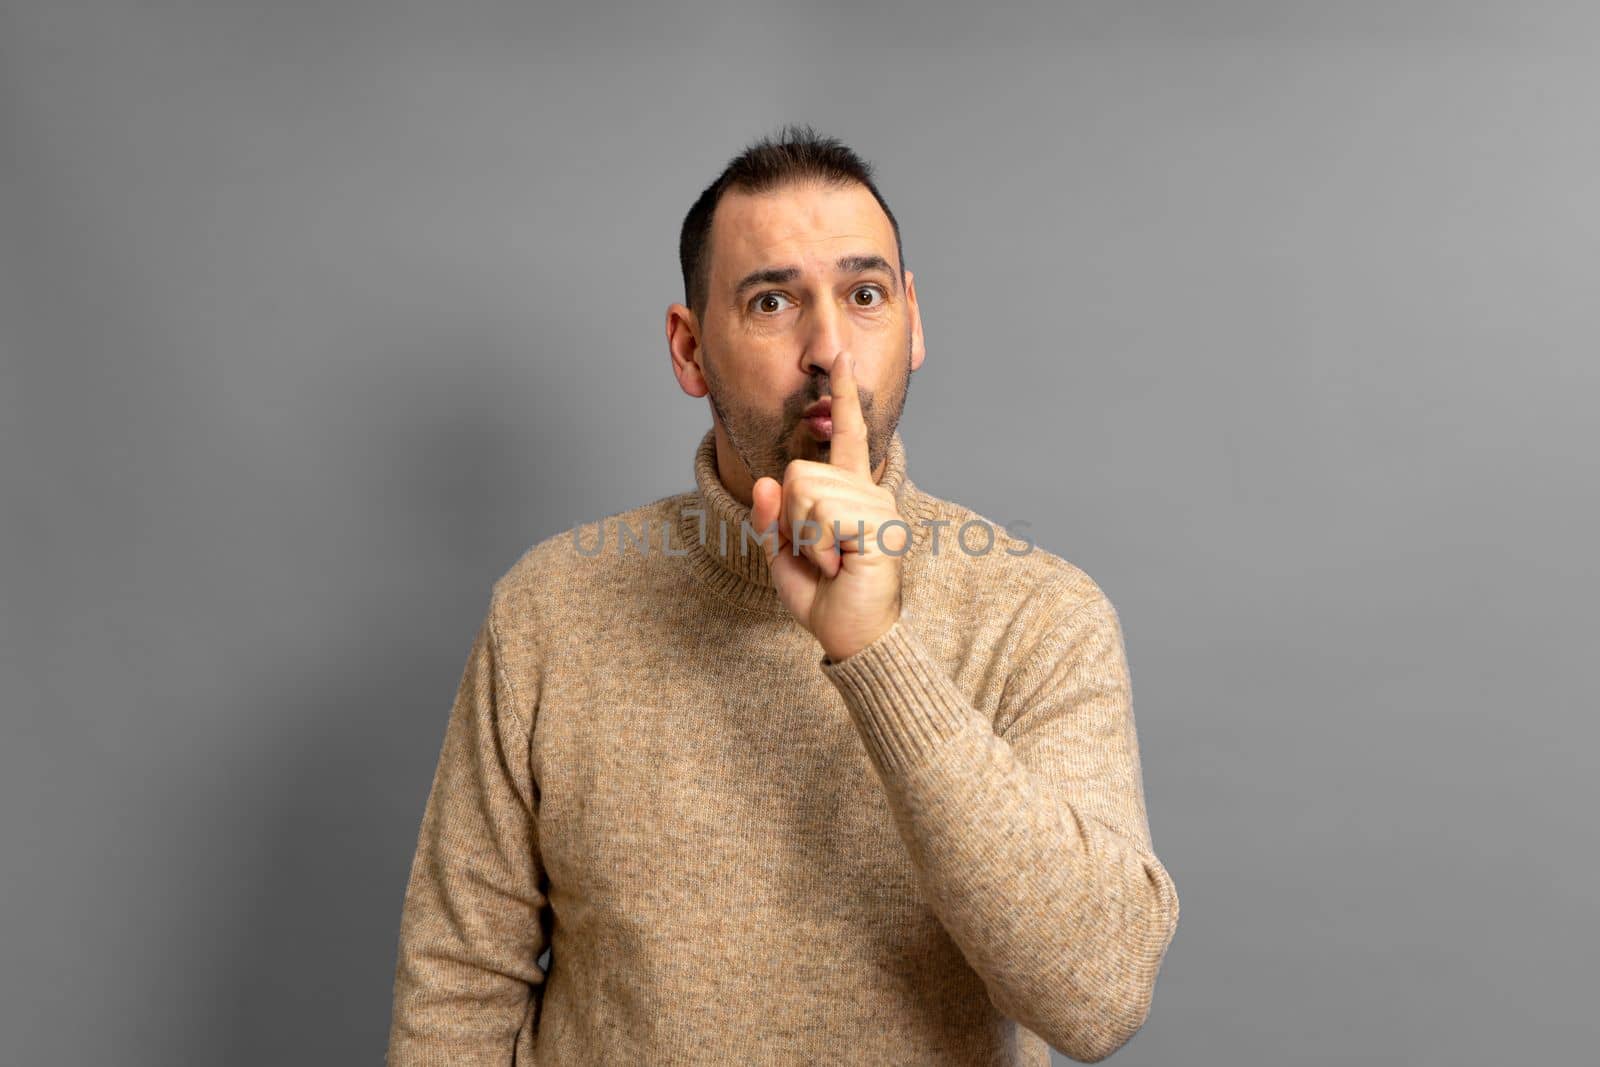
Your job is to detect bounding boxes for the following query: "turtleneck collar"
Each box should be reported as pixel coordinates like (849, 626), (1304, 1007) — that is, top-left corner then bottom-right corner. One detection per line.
(677, 426), (933, 612)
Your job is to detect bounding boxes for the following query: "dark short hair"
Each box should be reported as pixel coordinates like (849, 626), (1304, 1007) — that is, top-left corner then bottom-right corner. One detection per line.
(677, 124), (905, 319)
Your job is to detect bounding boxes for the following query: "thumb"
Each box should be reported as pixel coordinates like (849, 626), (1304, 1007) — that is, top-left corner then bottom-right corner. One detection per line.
(751, 476), (781, 540)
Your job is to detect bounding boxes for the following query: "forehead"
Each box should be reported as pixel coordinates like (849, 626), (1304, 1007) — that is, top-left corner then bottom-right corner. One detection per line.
(708, 180), (897, 286)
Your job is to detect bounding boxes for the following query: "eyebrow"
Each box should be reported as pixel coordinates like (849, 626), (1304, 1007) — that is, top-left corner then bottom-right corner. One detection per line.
(731, 254), (898, 298)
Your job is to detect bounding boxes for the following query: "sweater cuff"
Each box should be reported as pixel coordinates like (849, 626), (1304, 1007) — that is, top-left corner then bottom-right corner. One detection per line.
(819, 612), (980, 776)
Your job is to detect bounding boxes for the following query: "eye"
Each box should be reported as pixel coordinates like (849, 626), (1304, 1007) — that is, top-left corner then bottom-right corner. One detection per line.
(851, 285), (885, 308)
(753, 291), (793, 314)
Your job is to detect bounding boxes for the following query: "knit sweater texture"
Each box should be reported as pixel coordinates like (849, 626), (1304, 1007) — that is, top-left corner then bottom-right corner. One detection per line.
(386, 427), (1179, 1065)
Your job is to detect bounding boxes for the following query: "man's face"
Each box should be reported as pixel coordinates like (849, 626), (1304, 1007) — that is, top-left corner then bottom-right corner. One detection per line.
(670, 179), (925, 490)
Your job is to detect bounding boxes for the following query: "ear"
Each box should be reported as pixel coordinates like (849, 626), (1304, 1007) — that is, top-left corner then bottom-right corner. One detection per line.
(666, 303), (709, 398)
(905, 270), (926, 372)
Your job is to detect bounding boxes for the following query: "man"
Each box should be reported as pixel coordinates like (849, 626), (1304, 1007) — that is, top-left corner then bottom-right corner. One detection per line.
(386, 125), (1178, 1065)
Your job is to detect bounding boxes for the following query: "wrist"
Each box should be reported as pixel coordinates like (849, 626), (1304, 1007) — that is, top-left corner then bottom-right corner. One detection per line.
(822, 604), (901, 663)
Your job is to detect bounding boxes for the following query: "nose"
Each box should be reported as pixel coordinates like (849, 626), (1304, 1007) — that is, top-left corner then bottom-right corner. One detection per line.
(800, 299), (850, 377)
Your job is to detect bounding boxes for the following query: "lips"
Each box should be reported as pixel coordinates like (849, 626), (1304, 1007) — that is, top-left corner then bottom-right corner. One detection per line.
(800, 397), (834, 438)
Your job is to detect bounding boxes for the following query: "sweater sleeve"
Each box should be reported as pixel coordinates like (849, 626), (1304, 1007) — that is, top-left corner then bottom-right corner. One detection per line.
(818, 589), (1179, 1063)
(386, 604), (550, 1066)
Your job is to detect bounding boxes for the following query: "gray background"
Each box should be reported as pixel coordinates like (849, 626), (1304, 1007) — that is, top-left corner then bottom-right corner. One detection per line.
(3, 2), (1596, 1064)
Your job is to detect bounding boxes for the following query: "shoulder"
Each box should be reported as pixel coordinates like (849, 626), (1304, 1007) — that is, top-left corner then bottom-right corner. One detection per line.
(905, 483), (1114, 623)
(483, 489), (693, 661)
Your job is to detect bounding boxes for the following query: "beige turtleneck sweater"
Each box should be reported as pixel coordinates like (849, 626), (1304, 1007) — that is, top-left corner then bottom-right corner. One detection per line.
(385, 428), (1179, 1065)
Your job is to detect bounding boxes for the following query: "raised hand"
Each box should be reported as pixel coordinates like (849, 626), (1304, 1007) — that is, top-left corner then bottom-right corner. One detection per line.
(750, 352), (908, 662)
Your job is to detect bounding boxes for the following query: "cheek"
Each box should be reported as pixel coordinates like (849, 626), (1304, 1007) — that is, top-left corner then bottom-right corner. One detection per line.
(706, 348), (796, 407)
(718, 314), (789, 354)
(737, 318), (798, 349)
